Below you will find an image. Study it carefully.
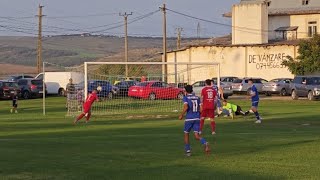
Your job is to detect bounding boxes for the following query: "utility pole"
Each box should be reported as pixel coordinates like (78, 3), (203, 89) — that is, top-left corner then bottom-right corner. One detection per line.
(197, 22), (201, 44)
(119, 12), (132, 79)
(160, 4), (167, 82)
(36, 5), (44, 74)
(176, 27), (183, 49)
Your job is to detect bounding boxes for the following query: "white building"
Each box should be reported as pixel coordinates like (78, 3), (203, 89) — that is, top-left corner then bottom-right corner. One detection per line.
(166, 0), (320, 84)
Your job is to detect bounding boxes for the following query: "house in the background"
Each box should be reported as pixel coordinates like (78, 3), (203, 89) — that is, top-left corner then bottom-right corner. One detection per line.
(165, 0), (320, 84)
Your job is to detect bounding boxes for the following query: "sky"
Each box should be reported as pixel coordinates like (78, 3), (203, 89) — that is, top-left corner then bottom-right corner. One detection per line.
(0, 0), (239, 37)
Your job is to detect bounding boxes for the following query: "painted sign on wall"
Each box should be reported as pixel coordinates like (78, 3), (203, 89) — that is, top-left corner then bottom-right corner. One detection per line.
(248, 53), (288, 70)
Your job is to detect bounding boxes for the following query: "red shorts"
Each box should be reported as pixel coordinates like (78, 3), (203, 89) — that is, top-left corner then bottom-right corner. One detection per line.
(201, 109), (215, 119)
(83, 104), (91, 113)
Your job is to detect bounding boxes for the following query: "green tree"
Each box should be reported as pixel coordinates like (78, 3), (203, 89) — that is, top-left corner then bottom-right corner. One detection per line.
(282, 35), (320, 75)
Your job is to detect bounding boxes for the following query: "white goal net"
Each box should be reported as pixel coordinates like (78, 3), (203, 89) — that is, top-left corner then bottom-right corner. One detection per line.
(66, 62), (220, 116)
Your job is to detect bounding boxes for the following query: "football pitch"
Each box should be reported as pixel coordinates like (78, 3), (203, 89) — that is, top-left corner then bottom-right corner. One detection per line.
(0, 97), (319, 180)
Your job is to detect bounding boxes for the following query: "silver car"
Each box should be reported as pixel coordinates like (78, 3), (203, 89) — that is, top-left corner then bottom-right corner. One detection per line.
(291, 76), (320, 101)
(232, 78), (268, 94)
(262, 78), (293, 96)
(192, 81), (233, 99)
(212, 76), (239, 86)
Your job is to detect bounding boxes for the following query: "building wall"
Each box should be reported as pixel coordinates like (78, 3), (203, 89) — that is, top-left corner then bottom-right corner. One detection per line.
(290, 14), (320, 39)
(269, 14), (320, 40)
(232, 3), (268, 45)
(167, 45), (297, 84)
(242, 0), (320, 8)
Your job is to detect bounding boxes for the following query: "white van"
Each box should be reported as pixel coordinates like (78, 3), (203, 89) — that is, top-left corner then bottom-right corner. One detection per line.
(35, 72), (84, 95)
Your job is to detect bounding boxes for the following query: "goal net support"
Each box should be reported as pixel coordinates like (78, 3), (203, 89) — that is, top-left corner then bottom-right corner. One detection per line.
(66, 62), (220, 116)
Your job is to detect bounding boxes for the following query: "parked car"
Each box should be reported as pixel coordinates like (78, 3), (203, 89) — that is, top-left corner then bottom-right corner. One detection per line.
(128, 81), (184, 100)
(290, 76), (320, 100)
(0, 80), (21, 99)
(114, 80), (138, 96)
(232, 77), (268, 94)
(192, 81), (233, 99)
(17, 78), (45, 99)
(7, 75), (34, 82)
(35, 72), (83, 96)
(262, 78), (293, 96)
(212, 76), (239, 86)
(75, 80), (116, 99)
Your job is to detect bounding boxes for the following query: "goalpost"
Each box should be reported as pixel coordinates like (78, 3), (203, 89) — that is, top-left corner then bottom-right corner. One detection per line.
(67, 61), (220, 116)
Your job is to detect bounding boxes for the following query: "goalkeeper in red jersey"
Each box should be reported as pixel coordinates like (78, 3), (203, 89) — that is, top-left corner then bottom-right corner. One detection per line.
(74, 90), (99, 124)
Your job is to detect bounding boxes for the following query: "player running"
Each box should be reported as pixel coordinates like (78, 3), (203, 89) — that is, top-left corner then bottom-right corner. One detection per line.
(11, 92), (18, 113)
(74, 90), (99, 124)
(179, 85), (210, 156)
(200, 79), (217, 135)
(245, 79), (262, 123)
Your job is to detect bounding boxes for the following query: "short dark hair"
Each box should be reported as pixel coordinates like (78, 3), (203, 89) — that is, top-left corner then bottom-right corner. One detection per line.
(205, 79), (212, 85)
(248, 78), (253, 82)
(185, 85), (193, 93)
(223, 99), (227, 103)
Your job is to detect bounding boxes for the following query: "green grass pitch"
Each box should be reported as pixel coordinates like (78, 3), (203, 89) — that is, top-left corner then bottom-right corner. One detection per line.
(0, 97), (319, 180)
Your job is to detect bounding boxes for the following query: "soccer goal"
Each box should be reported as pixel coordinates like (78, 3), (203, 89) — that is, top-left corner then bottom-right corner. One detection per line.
(66, 61), (220, 116)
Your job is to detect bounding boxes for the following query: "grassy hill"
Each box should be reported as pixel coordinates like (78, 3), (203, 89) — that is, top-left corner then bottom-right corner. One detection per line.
(0, 36), (180, 67)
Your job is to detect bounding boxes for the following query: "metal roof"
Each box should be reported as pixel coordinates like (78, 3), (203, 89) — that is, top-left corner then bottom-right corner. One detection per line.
(274, 26), (299, 31)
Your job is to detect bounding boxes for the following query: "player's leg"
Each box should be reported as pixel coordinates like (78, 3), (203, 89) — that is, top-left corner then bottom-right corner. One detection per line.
(74, 104), (89, 124)
(237, 105), (246, 115)
(251, 102), (262, 123)
(193, 121), (210, 154)
(208, 109), (216, 135)
(14, 104), (18, 113)
(85, 110), (92, 123)
(184, 121), (192, 156)
(199, 110), (208, 134)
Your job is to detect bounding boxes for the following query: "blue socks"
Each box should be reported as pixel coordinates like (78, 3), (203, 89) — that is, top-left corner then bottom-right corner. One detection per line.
(185, 144), (191, 151)
(200, 138), (207, 145)
(254, 111), (260, 120)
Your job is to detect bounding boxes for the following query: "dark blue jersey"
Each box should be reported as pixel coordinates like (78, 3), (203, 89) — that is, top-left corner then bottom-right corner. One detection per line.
(12, 95), (18, 105)
(250, 85), (259, 102)
(182, 94), (201, 121)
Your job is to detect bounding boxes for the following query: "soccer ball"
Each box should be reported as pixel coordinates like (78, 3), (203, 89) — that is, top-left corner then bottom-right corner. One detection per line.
(97, 86), (102, 92)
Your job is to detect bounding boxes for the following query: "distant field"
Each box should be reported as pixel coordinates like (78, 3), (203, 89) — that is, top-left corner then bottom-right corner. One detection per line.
(0, 97), (319, 180)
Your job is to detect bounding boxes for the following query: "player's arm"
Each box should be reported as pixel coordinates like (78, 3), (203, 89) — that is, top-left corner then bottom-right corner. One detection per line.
(179, 103), (188, 120)
(219, 86), (224, 100)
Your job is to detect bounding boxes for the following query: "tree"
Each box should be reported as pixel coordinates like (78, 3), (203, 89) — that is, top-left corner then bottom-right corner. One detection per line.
(282, 35), (320, 75)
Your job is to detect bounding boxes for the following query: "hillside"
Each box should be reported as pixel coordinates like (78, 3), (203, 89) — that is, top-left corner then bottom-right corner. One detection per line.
(0, 35), (211, 76)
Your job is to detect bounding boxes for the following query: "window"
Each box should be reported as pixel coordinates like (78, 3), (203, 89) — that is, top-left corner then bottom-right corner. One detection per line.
(18, 80), (27, 86)
(302, 0), (309, 5)
(308, 21), (317, 37)
(266, 1), (271, 6)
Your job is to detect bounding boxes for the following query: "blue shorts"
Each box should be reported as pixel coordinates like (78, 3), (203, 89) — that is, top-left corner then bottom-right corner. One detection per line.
(216, 99), (222, 108)
(184, 120), (200, 133)
(252, 101), (259, 108)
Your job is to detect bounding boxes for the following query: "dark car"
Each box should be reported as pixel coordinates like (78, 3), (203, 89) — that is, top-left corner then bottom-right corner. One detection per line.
(76, 80), (115, 99)
(0, 80), (21, 99)
(114, 80), (137, 96)
(17, 78), (45, 99)
(7, 75), (34, 82)
(291, 76), (320, 101)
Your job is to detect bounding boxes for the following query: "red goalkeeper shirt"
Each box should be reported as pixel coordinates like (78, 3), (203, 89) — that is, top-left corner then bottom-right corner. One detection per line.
(201, 86), (217, 110)
(84, 92), (98, 107)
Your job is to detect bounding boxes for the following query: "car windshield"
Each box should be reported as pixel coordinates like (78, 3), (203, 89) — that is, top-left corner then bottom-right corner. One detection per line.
(3, 82), (19, 88)
(136, 82), (148, 87)
(127, 81), (136, 86)
(233, 79), (243, 83)
(311, 77), (320, 85)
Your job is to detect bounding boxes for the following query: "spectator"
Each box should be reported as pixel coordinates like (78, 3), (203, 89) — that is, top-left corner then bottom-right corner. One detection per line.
(66, 78), (75, 109)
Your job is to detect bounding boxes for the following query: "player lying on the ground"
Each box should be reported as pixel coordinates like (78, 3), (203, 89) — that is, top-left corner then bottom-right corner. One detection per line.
(200, 79), (217, 135)
(245, 79), (262, 123)
(74, 90), (99, 124)
(179, 85), (210, 156)
(219, 100), (246, 119)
